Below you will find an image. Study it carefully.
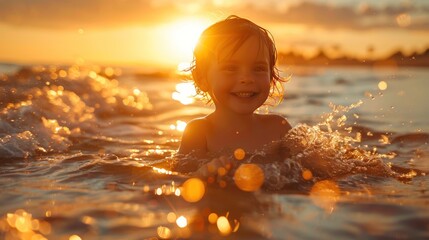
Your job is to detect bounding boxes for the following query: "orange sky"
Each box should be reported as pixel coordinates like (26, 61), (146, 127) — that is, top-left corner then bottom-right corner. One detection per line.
(0, 0), (428, 68)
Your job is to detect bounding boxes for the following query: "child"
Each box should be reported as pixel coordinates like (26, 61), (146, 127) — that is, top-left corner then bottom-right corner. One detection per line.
(178, 15), (292, 158)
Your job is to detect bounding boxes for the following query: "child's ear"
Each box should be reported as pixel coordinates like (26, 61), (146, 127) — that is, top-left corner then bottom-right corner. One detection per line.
(192, 69), (209, 92)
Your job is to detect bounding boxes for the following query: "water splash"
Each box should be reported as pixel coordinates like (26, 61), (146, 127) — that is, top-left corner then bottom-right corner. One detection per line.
(173, 101), (422, 191)
(0, 65), (152, 158)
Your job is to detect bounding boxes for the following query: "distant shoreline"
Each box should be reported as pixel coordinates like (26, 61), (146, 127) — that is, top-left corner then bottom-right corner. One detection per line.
(1, 48), (428, 74)
(278, 48), (429, 68)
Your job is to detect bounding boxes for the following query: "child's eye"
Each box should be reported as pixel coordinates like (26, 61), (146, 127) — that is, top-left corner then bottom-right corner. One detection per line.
(221, 65), (238, 72)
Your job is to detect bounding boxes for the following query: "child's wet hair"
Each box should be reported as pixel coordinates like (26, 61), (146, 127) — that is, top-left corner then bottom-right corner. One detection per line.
(189, 15), (286, 104)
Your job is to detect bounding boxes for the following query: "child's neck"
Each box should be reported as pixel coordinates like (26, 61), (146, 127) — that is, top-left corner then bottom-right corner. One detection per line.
(209, 109), (257, 134)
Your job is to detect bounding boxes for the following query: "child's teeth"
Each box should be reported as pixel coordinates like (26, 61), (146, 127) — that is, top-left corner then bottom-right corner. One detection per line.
(236, 92), (253, 97)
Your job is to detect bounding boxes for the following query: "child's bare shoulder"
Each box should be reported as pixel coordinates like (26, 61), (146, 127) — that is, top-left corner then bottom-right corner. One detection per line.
(184, 117), (210, 131)
(178, 117), (210, 154)
(257, 114), (292, 135)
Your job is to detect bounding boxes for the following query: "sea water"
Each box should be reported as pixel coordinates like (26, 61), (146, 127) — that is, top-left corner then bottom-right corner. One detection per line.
(0, 64), (428, 239)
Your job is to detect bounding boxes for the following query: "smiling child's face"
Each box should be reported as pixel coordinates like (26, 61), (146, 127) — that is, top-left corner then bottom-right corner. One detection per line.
(204, 36), (271, 115)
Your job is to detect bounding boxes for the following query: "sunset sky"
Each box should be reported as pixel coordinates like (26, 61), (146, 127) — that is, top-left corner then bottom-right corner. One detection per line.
(1, 0), (428, 68)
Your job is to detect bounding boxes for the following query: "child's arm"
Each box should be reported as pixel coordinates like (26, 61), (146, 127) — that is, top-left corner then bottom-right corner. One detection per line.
(178, 118), (208, 155)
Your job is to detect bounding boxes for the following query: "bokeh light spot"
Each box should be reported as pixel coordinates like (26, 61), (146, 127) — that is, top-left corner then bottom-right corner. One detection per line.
(181, 178), (205, 202)
(310, 180), (341, 212)
(217, 216), (232, 236)
(378, 81), (388, 91)
(176, 216), (188, 228)
(69, 235), (82, 240)
(234, 164), (264, 192)
(234, 148), (246, 160)
(208, 213), (218, 224)
(217, 167), (227, 176)
(302, 169), (313, 180)
(167, 212), (177, 223)
(396, 13), (411, 27)
(157, 226), (172, 239)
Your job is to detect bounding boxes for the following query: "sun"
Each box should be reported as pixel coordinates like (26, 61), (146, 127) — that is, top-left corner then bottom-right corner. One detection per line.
(162, 17), (210, 65)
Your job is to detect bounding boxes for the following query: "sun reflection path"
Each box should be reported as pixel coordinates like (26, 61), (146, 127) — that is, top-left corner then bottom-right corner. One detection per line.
(1, 209), (52, 240)
(170, 120), (187, 132)
(172, 82), (197, 105)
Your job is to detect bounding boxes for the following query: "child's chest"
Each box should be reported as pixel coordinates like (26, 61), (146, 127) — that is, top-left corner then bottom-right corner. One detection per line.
(205, 126), (281, 153)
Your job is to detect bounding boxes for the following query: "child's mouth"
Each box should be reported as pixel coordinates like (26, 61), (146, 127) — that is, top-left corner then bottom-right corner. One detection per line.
(232, 92), (257, 98)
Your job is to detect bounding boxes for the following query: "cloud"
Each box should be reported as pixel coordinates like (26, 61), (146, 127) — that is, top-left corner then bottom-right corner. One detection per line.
(0, 0), (428, 31)
(237, 1), (429, 31)
(0, 0), (194, 29)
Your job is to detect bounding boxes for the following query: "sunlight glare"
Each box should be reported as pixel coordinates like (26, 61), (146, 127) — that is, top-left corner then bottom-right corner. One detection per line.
(172, 82), (197, 105)
(177, 62), (192, 72)
(177, 120), (187, 132)
(165, 18), (209, 62)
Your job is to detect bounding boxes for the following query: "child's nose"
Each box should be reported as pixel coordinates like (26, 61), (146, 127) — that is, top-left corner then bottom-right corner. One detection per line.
(239, 72), (255, 84)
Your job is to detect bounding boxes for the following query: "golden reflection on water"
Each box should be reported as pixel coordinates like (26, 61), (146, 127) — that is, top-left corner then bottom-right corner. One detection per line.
(2, 209), (51, 240)
(152, 166), (176, 175)
(154, 181), (181, 197)
(379, 134), (390, 145)
(81, 216), (95, 225)
(170, 120), (187, 132)
(172, 82), (197, 105)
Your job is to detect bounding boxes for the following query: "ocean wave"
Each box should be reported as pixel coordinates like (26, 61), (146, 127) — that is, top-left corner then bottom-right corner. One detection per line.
(0, 65), (153, 158)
